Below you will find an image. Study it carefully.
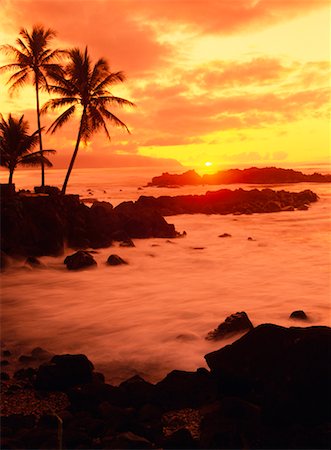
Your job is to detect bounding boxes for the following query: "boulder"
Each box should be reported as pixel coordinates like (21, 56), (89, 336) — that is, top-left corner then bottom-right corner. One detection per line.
(119, 375), (155, 407)
(64, 251), (97, 270)
(35, 354), (94, 391)
(205, 324), (331, 424)
(107, 254), (128, 266)
(289, 310), (308, 320)
(154, 368), (217, 410)
(120, 238), (135, 247)
(206, 312), (254, 340)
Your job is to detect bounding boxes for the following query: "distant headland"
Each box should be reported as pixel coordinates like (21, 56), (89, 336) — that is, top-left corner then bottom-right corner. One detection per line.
(147, 166), (331, 187)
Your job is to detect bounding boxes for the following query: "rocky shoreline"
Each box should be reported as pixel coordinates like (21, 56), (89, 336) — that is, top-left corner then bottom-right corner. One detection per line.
(148, 167), (331, 187)
(1, 186), (318, 262)
(1, 321), (330, 449)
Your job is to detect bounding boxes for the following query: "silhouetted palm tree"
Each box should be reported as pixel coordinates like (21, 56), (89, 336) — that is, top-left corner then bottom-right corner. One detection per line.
(0, 25), (64, 186)
(0, 114), (55, 185)
(42, 47), (134, 194)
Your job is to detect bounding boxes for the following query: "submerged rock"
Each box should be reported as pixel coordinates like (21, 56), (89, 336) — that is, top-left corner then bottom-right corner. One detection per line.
(289, 310), (308, 320)
(107, 254), (128, 266)
(120, 238), (135, 247)
(218, 233), (232, 238)
(64, 251), (97, 270)
(206, 312), (253, 340)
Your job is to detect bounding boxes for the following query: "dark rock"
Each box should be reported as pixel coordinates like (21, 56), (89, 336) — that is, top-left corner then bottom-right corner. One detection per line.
(162, 428), (196, 449)
(34, 185), (61, 195)
(1, 193), (178, 258)
(290, 310), (308, 320)
(25, 256), (43, 267)
(205, 324), (331, 425)
(35, 354), (94, 391)
(104, 431), (154, 449)
(135, 188), (318, 217)
(68, 381), (130, 412)
(1, 371), (10, 380)
(1, 359), (10, 366)
(18, 354), (36, 364)
(31, 347), (53, 361)
(3, 350), (12, 357)
(219, 233), (232, 238)
(64, 250), (97, 270)
(97, 401), (133, 431)
(206, 311), (254, 340)
(14, 367), (37, 380)
(120, 238), (135, 247)
(148, 167), (331, 187)
(154, 368), (217, 410)
(120, 375), (155, 407)
(111, 230), (130, 241)
(107, 254), (128, 266)
(1, 414), (36, 430)
(200, 398), (261, 449)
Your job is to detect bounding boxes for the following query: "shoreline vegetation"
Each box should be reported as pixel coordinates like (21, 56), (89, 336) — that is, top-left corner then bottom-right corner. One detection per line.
(1, 321), (330, 449)
(147, 166), (331, 187)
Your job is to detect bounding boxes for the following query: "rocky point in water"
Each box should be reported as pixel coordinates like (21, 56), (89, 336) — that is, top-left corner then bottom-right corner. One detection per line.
(135, 187), (318, 216)
(147, 167), (331, 187)
(0, 188), (177, 259)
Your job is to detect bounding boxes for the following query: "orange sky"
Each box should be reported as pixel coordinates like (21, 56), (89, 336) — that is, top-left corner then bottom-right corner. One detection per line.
(0, 0), (330, 172)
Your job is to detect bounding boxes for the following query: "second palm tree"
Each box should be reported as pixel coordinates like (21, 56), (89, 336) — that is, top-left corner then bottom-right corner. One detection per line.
(43, 47), (135, 194)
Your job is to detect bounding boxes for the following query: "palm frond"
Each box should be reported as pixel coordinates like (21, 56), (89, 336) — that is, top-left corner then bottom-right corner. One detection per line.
(94, 95), (135, 108)
(8, 71), (30, 92)
(48, 105), (76, 134)
(42, 97), (77, 114)
(98, 106), (131, 133)
(19, 153), (53, 167)
(93, 71), (126, 92)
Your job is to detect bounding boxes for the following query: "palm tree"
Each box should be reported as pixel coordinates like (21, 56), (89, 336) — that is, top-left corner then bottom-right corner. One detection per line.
(0, 114), (55, 185)
(0, 25), (64, 187)
(42, 47), (135, 194)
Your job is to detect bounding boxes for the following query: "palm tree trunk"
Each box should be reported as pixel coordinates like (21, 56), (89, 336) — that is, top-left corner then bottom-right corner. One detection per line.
(35, 74), (45, 187)
(8, 168), (14, 185)
(61, 109), (86, 195)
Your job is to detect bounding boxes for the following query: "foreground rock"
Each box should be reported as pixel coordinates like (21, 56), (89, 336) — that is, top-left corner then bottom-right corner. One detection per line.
(1, 324), (330, 449)
(35, 354), (94, 390)
(205, 324), (331, 425)
(148, 167), (331, 186)
(136, 188), (318, 216)
(1, 193), (177, 257)
(206, 312), (254, 340)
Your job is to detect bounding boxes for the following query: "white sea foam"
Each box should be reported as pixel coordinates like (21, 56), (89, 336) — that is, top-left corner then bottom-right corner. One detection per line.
(1, 167), (330, 383)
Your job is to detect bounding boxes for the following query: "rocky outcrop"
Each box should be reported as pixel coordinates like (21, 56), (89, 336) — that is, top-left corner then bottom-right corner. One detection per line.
(136, 188), (318, 216)
(148, 167), (331, 186)
(64, 251), (97, 270)
(1, 193), (177, 257)
(206, 312), (254, 340)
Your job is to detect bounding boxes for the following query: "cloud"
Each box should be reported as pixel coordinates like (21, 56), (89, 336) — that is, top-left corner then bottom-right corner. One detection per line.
(133, 0), (329, 34)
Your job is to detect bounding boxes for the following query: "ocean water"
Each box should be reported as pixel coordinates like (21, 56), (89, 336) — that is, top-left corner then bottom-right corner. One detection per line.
(1, 167), (331, 383)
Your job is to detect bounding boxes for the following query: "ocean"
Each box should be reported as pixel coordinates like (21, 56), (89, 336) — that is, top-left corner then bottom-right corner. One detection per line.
(1, 166), (331, 383)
